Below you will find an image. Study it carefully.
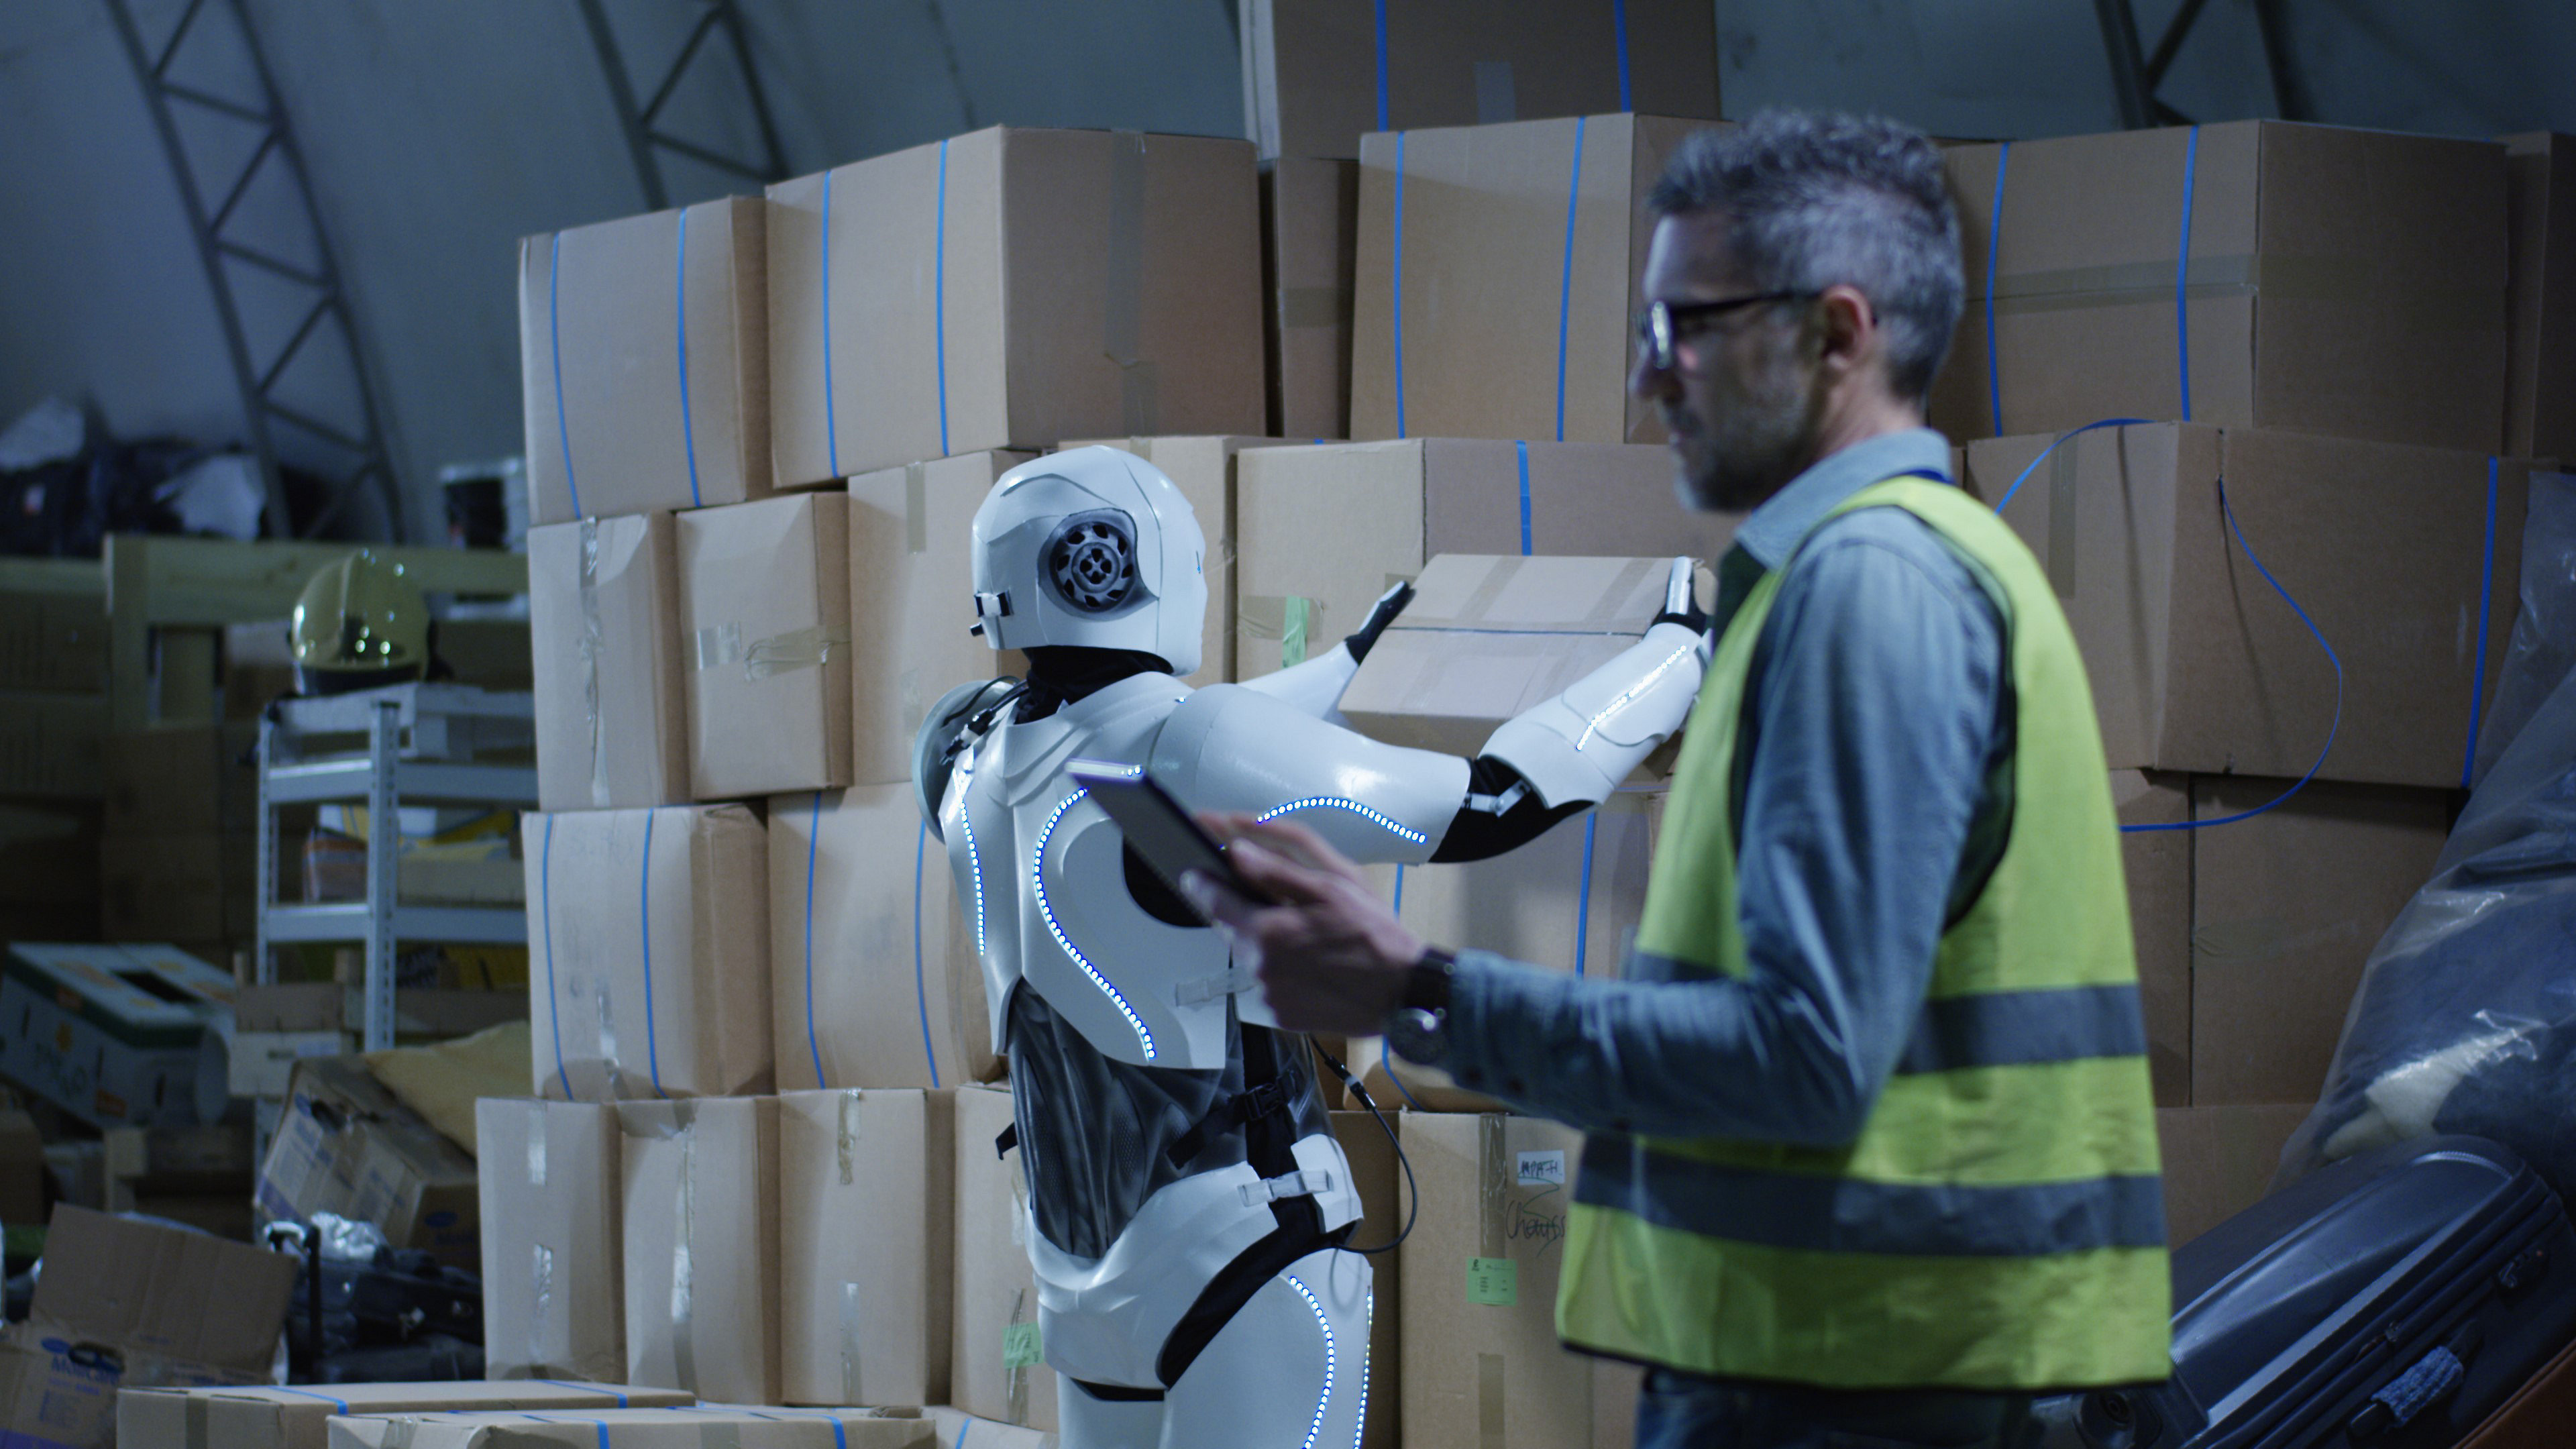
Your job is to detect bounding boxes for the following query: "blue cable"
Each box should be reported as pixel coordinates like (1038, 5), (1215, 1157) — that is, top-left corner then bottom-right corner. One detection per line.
(2463, 456), (2500, 787)
(821, 168), (839, 478)
(1380, 1036), (1425, 1109)
(549, 233), (581, 517)
(539, 814), (571, 1098)
(674, 206), (702, 507)
(639, 810), (665, 1097)
(1514, 440), (1533, 555)
(1391, 131), (1407, 439)
(1554, 117), (1585, 442)
(1612, 0), (1633, 109)
(1373, 0), (1391, 130)
(803, 792), (825, 1088)
(2176, 125), (2199, 422)
(914, 820), (943, 1088)
(1984, 142), (2008, 437)
(1988, 417), (2154, 515)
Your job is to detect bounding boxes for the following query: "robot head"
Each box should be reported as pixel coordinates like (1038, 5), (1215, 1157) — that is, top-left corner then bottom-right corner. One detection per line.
(969, 446), (1206, 676)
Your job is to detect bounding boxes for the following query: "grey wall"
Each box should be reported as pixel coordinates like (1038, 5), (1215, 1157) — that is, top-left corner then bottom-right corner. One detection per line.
(3, 1), (2571, 543)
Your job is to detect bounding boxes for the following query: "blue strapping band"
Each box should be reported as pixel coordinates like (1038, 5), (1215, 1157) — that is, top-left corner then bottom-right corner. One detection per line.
(1391, 131), (1407, 439)
(804, 791), (825, 1088)
(935, 138), (953, 458)
(956, 1420), (973, 1448)
(674, 207), (702, 507)
(821, 169), (839, 478)
(2177, 125), (2199, 422)
(639, 810), (665, 1096)
(549, 233), (581, 517)
(272, 1387), (351, 1413)
(1514, 440), (1533, 555)
(1379, 1035), (1425, 1109)
(1554, 116), (1586, 441)
(540, 815), (571, 1097)
(1984, 142), (2008, 437)
(537, 1383), (630, 1408)
(1391, 862), (1405, 916)
(1373, 0), (1391, 130)
(914, 819), (942, 1088)
(1988, 417), (2155, 515)
(1612, 0), (1633, 109)
(1573, 812), (1597, 976)
(2464, 455), (2500, 787)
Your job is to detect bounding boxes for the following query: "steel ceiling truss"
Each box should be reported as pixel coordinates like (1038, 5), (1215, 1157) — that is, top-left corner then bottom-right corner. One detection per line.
(2094, 0), (2310, 129)
(576, 0), (790, 212)
(103, 0), (404, 540)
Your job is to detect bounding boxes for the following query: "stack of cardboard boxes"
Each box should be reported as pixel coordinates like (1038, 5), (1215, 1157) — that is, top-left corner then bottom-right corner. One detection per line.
(0, 562), (107, 944)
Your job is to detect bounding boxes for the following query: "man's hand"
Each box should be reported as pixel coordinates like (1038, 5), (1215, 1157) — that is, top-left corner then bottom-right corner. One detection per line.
(1180, 814), (1428, 1036)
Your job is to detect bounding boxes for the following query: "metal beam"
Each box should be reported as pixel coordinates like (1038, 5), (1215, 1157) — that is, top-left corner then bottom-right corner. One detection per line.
(2250, 0), (2312, 121)
(579, 0), (790, 215)
(2093, 0), (2155, 129)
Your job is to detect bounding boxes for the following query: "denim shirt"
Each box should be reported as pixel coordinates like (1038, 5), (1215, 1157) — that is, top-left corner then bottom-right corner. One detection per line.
(1435, 427), (2011, 1145)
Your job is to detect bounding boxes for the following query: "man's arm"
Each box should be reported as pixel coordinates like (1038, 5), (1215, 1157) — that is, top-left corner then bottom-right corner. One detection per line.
(1433, 519), (2005, 1144)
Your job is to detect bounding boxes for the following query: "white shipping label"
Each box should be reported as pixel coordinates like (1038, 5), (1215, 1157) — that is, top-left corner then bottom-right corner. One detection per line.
(1517, 1150), (1566, 1187)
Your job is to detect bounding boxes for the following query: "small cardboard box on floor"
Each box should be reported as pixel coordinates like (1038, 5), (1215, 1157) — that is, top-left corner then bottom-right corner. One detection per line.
(767, 785), (996, 1093)
(1351, 115), (1715, 445)
(1937, 122), (2508, 452)
(1233, 439), (1730, 682)
(525, 802), (771, 1101)
(1240, 0), (1719, 160)
(519, 197), (769, 526)
(767, 127), (1265, 486)
(2502, 133), (2576, 460)
(680, 492), (853, 800)
(777, 1087), (956, 1407)
(330, 1407), (934, 1449)
(121, 1381), (692, 1449)
(1261, 158), (1357, 439)
(619, 1095), (781, 1407)
(255, 1055), (481, 1269)
(478, 1097), (627, 1383)
(951, 1085), (1057, 1434)
(1966, 424), (2532, 789)
(529, 513), (691, 812)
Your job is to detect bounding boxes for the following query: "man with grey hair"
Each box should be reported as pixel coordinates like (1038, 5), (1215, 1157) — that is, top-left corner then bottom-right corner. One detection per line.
(1191, 110), (2169, 1446)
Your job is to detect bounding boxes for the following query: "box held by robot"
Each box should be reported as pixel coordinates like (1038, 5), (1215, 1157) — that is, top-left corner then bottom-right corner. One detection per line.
(680, 492), (854, 800)
(617, 1095), (782, 1407)
(766, 127), (1266, 487)
(529, 512), (692, 812)
(777, 1087), (957, 1408)
(525, 802), (771, 1102)
(519, 197), (771, 526)
(478, 1097), (628, 1384)
(950, 1085), (1058, 1433)
(121, 1380), (692, 1449)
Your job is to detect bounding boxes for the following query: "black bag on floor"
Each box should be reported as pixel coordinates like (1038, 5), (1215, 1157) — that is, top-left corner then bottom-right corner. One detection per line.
(2040, 1136), (2576, 1449)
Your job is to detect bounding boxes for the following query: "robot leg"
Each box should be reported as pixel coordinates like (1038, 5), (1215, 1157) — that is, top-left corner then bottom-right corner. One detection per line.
(1159, 1246), (1374, 1449)
(1057, 1377), (1167, 1449)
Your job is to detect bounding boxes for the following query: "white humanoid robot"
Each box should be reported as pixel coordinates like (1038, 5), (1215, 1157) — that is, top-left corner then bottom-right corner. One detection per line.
(912, 447), (1708, 1449)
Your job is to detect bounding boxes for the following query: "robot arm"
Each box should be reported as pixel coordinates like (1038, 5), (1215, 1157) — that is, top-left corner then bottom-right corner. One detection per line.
(1477, 556), (1709, 812)
(1149, 683), (1468, 865)
(1235, 580), (1415, 720)
(911, 677), (1024, 835)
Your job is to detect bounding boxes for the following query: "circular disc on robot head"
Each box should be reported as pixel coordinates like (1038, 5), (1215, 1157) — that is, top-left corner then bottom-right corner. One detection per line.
(1044, 510), (1139, 613)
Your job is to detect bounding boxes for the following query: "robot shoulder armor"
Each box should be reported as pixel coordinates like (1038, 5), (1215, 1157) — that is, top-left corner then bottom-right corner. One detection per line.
(912, 677), (1019, 833)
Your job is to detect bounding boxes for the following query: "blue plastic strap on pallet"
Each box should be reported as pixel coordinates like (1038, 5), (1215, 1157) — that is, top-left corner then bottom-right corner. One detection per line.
(1984, 142), (2008, 437)
(804, 791), (826, 1088)
(540, 814), (571, 1097)
(1391, 131), (1408, 438)
(2176, 125), (2199, 421)
(673, 208), (703, 506)
(935, 138), (953, 458)
(2464, 455), (2500, 788)
(914, 819), (942, 1088)
(1514, 440), (1534, 555)
(549, 233), (582, 517)
(820, 169), (840, 478)
(639, 810), (665, 1097)
(1373, 0), (1391, 130)
(1573, 812), (1597, 977)
(1612, 0), (1633, 109)
(1554, 116), (1586, 441)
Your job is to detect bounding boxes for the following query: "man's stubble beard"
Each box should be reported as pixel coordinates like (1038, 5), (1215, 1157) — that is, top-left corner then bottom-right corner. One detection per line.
(1672, 362), (1817, 515)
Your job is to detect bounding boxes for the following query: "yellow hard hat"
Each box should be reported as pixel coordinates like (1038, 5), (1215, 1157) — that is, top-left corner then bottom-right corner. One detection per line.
(290, 550), (429, 694)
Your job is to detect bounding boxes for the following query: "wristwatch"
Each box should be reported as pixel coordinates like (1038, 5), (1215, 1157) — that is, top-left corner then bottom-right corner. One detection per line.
(1383, 946), (1458, 1067)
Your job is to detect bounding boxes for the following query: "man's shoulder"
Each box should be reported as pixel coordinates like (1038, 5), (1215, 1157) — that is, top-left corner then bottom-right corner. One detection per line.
(1779, 500), (1992, 607)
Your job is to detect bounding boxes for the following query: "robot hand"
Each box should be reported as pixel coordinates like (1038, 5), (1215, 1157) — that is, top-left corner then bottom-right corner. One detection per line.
(1343, 578), (1416, 663)
(1651, 554), (1710, 636)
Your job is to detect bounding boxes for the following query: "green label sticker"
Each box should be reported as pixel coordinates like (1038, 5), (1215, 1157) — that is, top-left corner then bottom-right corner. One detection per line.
(1282, 595), (1311, 669)
(1466, 1256), (1517, 1307)
(1003, 1320), (1044, 1368)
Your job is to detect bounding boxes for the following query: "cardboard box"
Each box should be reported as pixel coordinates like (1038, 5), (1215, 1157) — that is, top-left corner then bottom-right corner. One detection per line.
(950, 1085), (1055, 1433)
(226, 1030), (347, 1099)
(618, 1095), (782, 1407)
(525, 803), (771, 1101)
(0, 587), (106, 694)
(0, 691), (106, 798)
(1938, 122), (2508, 452)
(2155, 1104), (2308, 1246)
(254, 1056), (480, 1269)
(767, 785), (996, 1093)
(100, 833), (254, 943)
(0, 944), (231, 1130)
(1331, 1111), (1401, 1449)
(922, 1408), (1051, 1448)
(1350, 115), (1711, 445)
(1234, 439), (1729, 681)
(2190, 777), (2450, 1107)
(231, 982), (339, 1033)
(1263, 158), (1358, 439)
(777, 1088), (957, 1407)
(680, 493), (854, 800)
(2462, 1331), (2576, 1448)
(329, 1407), (934, 1449)
(843, 450), (1034, 784)
(1340, 553), (1694, 757)
(478, 1098), (627, 1383)
(767, 127), (1265, 487)
(1966, 425), (2531, 789)
(529, 513), (692, 812)
(103, 724), (256, 836)
(1055, 437), (1315, 688)
(2115, 770), (2193, 1109)
(2502, 133), (2576, 460)
(1240, 0), (1719, 160)
(1399, 1112), (1595, 1449)
(119, 1381), (692, 1449)
(519, 197), (770, 525)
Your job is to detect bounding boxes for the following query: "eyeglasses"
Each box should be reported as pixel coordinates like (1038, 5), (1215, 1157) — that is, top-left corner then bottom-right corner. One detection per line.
(1635, 292), (1817, 372)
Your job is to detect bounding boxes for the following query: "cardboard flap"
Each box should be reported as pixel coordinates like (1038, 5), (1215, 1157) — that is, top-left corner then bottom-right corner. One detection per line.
(31, 1206), (294, 1374)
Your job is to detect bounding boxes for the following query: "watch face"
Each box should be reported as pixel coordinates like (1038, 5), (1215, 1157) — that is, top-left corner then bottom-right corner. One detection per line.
(1386, 1006), (1447, 1067)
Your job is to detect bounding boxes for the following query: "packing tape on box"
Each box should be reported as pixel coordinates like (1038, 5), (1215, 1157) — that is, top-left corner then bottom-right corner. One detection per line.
(906, 462), (929, 554)
(1278, 286), (1347, 330)
(670, 1108), (699, 1394)
(579, 519), (612, 807)
(838, 1087), (862, 1184)
(1239, 595), (1320, 669)
(378, 1421), (416, 1449)
(1104, 130), (1159, 435)
(532, 1240), (556, 1351)
(695, 623), (851, 681)
(1478, 1114), (1507, 1258)
(841, 1279), (867, 1407)
(528, 1095), (549, 1186)
(1480, 1351), (1508, 1448)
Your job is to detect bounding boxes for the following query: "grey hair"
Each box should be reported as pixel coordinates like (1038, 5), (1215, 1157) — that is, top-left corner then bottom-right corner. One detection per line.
(1650, 111), (1964, 401)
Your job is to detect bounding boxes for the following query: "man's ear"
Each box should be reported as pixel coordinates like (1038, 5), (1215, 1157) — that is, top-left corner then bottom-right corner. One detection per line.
(1813, 284), (1877, 378)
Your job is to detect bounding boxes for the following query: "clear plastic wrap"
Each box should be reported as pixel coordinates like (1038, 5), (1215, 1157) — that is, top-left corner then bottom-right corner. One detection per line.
(2471, 473), (2576, 786)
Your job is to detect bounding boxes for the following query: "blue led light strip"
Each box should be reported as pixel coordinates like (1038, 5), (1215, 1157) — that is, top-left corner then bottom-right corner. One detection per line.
(1574, 641), (1696, 750)
(1032, 790), (1157, 1059)
(1256, 796), (1428, 845)
(1350, 1289), (1373, 1449)
(1288, 1275), (1336, 1449)
(955, 751), (987, 957)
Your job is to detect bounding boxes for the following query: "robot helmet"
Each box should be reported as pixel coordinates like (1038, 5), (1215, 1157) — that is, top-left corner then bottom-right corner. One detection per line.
(969, 446), (1205, 676)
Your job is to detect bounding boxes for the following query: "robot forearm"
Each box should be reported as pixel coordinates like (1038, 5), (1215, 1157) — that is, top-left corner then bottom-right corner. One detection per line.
(1479, 619), (1709, 810)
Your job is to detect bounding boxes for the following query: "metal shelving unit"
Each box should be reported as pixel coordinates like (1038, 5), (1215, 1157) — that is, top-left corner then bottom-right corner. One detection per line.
(254, 683), (537, 1051)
